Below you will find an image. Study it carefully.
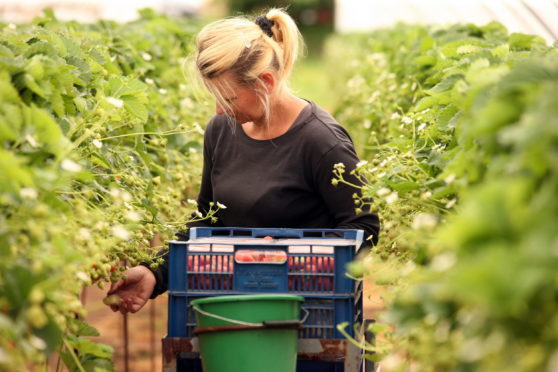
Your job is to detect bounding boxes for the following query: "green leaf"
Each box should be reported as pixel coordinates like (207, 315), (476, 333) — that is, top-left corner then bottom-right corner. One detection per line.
(59, 350), (78, 372)
(509, 33), (547, 51)
(22, 73), (47, 98)
(123, 96), (148, 122)
(108, 76), (147, 97)
(25, 56), (45, 80)
(73, 97), (89, 114)
(60, 35), (82, 57)
(491, 44), (509, 60)
(388, 180), (420, 194)
(66, 55), (90, 74)
(63, 95), (76, 116)
(66, 334), (114, 359)
(81, 356), (115, 372)
(456, 44), (481, 55)
(51, 91), (65, 117)
(425, 74), (463, 94)
(0, 71), (21, 104)
(0, 115), (18, 141)
(30, 105), (62, 145)
(0, 55), (24, 74)
(0, 44), (14, 58)
(414, 96), (437, 111)
(465, 59), (509, 87)
(88, 49), (108, 65)
(0, 149), (35, 192)
(413, 55), (436, 67)
(75, 320), (100, 337)
(436, 104), (459, 130)
(90, 153), (111, 169)
(1, 102), (22, 131)
(141, 198), (158, 219)
(419, 37), (435, 52)
(23, 41), (59, 59)
(471, 97), (521, 135)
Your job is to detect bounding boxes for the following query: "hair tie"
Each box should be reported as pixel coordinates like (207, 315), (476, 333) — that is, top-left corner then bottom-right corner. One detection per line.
(255, 15), (274, 38)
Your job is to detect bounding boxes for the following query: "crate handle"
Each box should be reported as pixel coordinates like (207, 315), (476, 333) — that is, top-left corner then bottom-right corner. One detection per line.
(192, 304), (309, 328)
(234, 249), (287, 264)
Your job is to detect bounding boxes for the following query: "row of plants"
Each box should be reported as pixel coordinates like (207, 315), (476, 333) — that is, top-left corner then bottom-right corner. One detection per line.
(327, 22), (558, 370)
(0, 9), (215, 371)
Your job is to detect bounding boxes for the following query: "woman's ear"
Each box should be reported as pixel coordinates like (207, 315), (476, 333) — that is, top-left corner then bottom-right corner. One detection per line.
(259, 71), (275, 94)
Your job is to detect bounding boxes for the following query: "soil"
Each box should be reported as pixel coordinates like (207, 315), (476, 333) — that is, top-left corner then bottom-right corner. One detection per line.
(81, 284), (168, 372)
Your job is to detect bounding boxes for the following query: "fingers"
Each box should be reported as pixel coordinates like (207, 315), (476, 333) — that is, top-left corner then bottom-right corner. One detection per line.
(111, 299), (126, 314)
(107, 279), (124, 295)
(111, 297), (142, 314)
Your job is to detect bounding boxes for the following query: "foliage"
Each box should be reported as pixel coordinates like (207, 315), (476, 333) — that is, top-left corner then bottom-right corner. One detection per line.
(0, 9), (216, 371)
(328, 22), (558, 371)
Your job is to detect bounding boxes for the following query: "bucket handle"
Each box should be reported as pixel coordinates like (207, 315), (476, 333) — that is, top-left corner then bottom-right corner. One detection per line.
(192, 304), (309, 328)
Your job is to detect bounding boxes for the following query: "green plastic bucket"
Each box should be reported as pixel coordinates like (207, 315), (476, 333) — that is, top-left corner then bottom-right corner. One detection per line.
(191, 294), (305, 372)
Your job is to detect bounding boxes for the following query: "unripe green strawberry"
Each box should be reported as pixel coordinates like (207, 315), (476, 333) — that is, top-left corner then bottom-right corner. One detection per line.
(27, 305), (48, 329)
(102, 294), (121, 306)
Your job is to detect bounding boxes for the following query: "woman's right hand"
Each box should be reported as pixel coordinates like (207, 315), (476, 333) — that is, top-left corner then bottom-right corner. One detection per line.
(105, 265), (156, 314)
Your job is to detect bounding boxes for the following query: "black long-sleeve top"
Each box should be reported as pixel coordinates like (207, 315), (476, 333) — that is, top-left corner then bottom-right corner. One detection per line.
(143, 100), (380, 298)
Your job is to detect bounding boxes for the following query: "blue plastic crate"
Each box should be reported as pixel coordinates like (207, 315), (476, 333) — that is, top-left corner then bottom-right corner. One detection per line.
(168, 292), (362, 338)
(167, 227), (364, 339)
(169, 227), (363, 294)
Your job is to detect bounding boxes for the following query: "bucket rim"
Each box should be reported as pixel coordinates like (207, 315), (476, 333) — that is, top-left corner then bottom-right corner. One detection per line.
(191, 294), (304, 306)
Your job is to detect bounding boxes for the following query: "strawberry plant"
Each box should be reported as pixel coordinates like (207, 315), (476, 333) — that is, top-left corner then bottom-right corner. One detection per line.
(327, 22), (558, 370)
(0, 9), (221, 371)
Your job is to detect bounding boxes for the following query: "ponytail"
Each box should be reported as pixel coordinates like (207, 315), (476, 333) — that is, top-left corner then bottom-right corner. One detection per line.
(265, 8), (304, 82)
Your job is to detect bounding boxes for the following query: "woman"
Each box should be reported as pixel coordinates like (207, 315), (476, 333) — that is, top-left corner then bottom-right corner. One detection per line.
(106, 9), (380, 314)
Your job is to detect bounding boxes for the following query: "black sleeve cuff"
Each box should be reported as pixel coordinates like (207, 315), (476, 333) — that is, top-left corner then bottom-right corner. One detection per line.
(139, 247), (169, 299)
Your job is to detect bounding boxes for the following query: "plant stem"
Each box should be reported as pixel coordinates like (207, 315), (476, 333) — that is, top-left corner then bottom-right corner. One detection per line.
(62, 338), (86, 372)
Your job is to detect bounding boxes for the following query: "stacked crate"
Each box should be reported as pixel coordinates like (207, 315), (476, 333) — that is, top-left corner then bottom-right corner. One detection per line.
(162, 227), (371, 372)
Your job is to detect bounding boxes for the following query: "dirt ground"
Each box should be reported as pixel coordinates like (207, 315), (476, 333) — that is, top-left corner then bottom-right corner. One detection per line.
(79, 280), (384, 372)
(79, 284), (168, 371)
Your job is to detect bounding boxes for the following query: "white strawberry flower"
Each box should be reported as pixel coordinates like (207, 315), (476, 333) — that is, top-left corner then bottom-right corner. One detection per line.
(377, 187), (391, 196)
(61, 159), (81, 172)
(20, 188), (38, 199)
(402, 116), (413, 124)
(385, 192), (399, 204)
(412, 213), (438, 230)
(356, 160), (368, 169)
(125, 211), (141, 222)
(106, 97), (124, 108)
(112, 225), (131, 240)
(78, 228), (91, 240)
(444, 174), (456, 184)
(445, 199), (457, 209)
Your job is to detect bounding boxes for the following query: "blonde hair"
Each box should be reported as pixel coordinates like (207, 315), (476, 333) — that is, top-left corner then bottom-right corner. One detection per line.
(195, 8), (304, 124)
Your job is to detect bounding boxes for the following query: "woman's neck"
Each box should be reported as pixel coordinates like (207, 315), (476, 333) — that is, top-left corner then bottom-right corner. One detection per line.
(244, 93), (308, 140)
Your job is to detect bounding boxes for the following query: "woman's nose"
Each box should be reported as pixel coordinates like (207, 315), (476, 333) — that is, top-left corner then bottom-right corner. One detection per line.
(215, 103), (224, 115)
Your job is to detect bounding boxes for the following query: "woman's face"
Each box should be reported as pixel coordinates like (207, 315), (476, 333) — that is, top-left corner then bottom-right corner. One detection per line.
(211, 71), (274, 124)
(215, 85), (263, 124)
